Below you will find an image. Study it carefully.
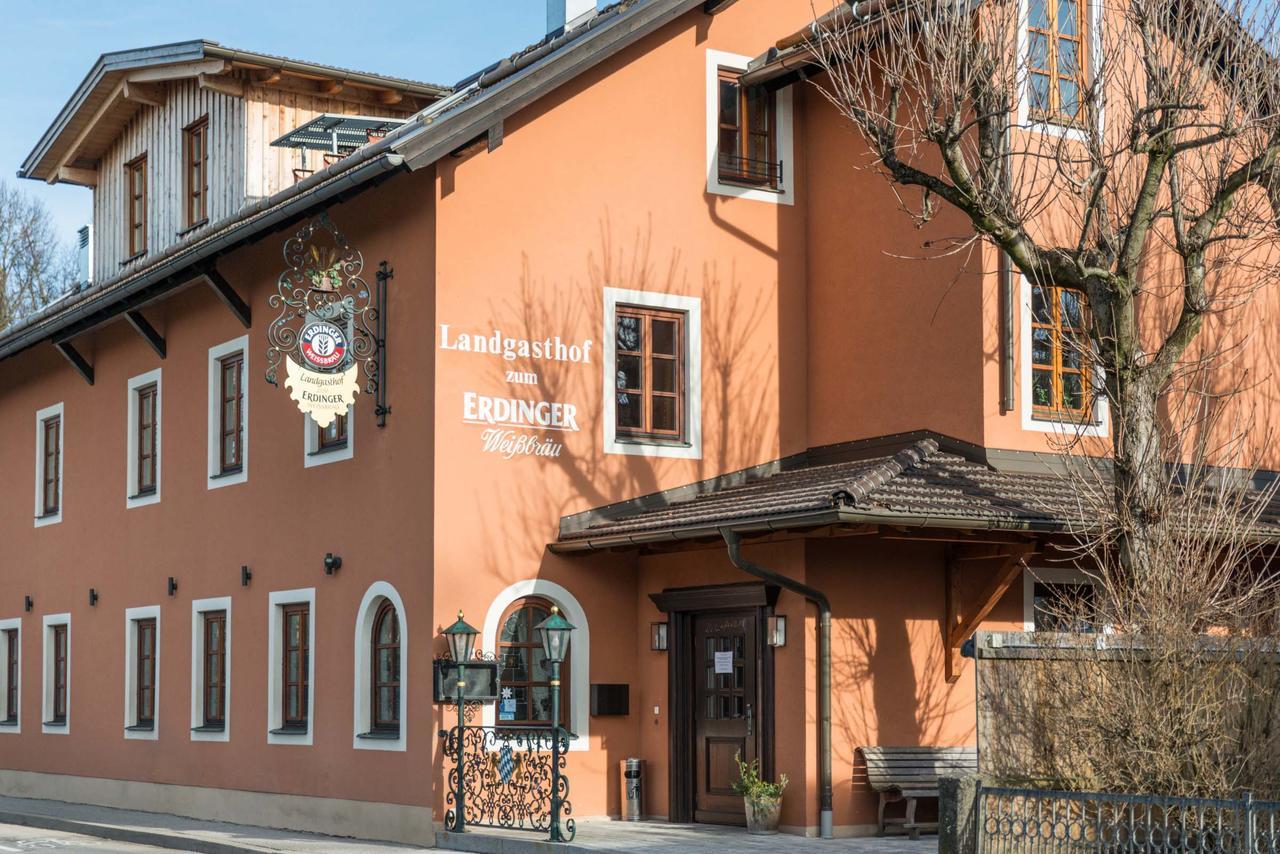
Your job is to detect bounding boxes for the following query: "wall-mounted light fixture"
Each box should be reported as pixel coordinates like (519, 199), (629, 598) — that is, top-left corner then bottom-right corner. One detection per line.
(650, 621), (668, 652)
(88, 589), (98, 607)
(168, 577), (178, 597)
(767, 615), (787, 648)
(23, 596), (32, 613)
(241, 565), (252, 587)
(324, 553), (343, 575)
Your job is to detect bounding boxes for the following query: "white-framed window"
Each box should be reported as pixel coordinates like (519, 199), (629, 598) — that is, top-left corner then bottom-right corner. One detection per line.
(126, 369), (162, 508)
(190, 596), (231, 742)
(41, 613), (70, 734)
(480, 580), (590, 751)
(1016, 0), (1103, 139)
(266, 588), (314, 745)
(304, 409), (354, 467)
(123, 605), (160, 740)
(705, 49), (794, 205)
(1020, 276), (1108, 437)
(1023, 567), (1097, 632)
(603, 288), (702, 459)
(207, 335), (248, 489)
(0, 618), (21, 733)
(353, 582), (406, 751)
(34, 402), (64, 527)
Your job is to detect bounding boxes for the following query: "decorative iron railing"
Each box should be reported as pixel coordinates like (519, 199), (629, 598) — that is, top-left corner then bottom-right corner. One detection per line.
(978, 786), (1280, 853)
(718, 153), (784, 189)
(440, 723), (575, 842)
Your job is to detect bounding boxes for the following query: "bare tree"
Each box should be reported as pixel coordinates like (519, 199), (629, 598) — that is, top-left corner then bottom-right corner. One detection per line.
(0, 180), (77, 330)
(805, 0), (1280, 580)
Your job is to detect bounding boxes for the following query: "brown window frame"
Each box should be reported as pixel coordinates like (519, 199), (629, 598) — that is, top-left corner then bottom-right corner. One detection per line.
(136, 384), (158, 496)
(614, 305), (686, 443)
(51, 624), (67, 725)
(317, 411), (348, 452)
(202, 611), (226, 728)
(183, 117), (209, 228)
(133, 618), (156, 729)
(716, 68), (779, 189)
(4, 629), (17, 724)
(281, 603), (309, 731)
(1028, 0), (1088, 125)
(41, 415), (61, 517)
(370, 601), (400, 734)
(1030, 283), (1094, 421)
(496, 597), (569, 729)
(125, 154), (148, 258)
(218, 353), (244, 475)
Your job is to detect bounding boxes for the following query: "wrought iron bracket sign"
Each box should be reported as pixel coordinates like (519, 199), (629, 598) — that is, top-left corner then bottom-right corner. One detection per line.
(265, 213), (391, 426)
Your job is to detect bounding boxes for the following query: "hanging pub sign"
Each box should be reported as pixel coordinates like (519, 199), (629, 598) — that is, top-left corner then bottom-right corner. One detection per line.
(265, 213), (382, 427)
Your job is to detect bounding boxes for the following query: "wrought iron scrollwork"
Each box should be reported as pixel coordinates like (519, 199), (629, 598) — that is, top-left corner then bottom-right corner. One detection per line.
(441, 724), (575, 842)
(265, 213), (380, 395)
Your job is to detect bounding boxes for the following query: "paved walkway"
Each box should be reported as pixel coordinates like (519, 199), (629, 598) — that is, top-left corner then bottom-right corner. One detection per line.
(0, 795), (427, 852)
(437, 820), (939, 852)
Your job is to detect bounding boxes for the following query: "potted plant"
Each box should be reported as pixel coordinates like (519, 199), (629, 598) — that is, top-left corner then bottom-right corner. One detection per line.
(732, 753), (788, 835)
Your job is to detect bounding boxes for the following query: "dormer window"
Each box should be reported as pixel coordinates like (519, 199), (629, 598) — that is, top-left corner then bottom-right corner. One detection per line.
(716, 69), (779, 190)
(184, 117), (209, 228)
(125, 154), (147, 258)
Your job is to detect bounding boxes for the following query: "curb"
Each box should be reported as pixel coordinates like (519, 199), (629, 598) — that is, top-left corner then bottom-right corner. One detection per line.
(0, 809), (271, 853)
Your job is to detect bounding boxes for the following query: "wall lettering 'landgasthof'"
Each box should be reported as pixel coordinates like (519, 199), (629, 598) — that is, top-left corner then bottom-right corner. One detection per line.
(440, 324), (593, 364)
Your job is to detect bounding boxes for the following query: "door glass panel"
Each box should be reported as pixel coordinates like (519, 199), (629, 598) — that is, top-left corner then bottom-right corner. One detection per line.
(652, 396), (676, 432)
(652, 320), (677, 355)
(652, 359), (676, 393)
(616, 315), (641, 351)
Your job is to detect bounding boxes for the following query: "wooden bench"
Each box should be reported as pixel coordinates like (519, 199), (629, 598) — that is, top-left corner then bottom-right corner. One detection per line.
(858, 745), (978, 839)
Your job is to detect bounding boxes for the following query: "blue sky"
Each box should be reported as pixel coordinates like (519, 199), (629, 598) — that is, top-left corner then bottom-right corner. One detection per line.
(0, 1), (558, 245)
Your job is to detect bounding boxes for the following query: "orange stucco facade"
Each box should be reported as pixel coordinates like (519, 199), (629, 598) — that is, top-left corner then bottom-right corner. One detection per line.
(2, 0), (1275, 844)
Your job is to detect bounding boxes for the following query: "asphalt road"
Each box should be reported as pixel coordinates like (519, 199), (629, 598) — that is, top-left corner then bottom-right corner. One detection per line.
(0, 823), (166, 852)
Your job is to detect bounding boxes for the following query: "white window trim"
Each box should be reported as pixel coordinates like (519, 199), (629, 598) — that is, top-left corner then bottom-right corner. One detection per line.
(705, 49), (795, 205)
(352, 582), (407, 751)
(1019, 276), (1109, 437)
(41, 613), (69, 735)
(602, 287), (702, 459)
(34, 402), (64, 528)
(207, 335), (249, 489)
(481, 580), (590, 751)
(266, 588), (314, 746)
(303, 408), (355, 468)
(0, 618), (21, 733)
(126, 369), (162, 509)
(123, 605), (160, 740)
(190, 596), (231, 743)
(1015, 0), (1104, 140)
(1022, 566), (1095, 631)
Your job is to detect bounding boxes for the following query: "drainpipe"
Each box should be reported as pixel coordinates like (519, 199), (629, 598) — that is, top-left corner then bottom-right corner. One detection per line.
(721, 529), (833, 839)
(998, 110), (1016, 414)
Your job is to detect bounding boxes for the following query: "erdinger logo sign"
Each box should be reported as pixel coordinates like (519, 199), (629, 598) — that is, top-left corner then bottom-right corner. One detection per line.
(299, 321), (347, 371)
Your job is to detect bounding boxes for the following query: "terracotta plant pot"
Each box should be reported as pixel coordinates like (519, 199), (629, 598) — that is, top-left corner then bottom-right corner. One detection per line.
(744, 795), (782, 835)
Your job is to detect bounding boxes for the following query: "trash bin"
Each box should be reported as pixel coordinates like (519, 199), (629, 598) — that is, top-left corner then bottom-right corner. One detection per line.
(620, 758), (644, 821)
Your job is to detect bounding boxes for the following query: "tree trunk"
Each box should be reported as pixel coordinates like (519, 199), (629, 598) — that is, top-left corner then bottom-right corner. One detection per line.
(1111, 369), (1164, 578)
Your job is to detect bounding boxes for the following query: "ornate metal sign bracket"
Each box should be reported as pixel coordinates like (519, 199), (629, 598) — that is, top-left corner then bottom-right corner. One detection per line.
(375, 261), (392, 428)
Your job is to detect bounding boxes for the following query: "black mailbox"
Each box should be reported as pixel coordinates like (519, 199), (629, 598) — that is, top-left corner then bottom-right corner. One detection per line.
(590, 683), (629, 716)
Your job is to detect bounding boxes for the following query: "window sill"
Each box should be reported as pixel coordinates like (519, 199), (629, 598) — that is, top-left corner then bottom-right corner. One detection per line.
(191, 724), (224, 733)
(309, 442), (349, 457)
(269, 726), (309, 736)
(0, 720), (17, 728)
(43, 720), (66, 728)
(125, 723), (154, 733)
(357, 730), (401, 740)
(209, 468), (244, 481)
(120, 252), (147, 267)
(128, 489), (157, 501)
(176, 219), (209, 238)
(716, 175), (782, 194)
(614, 435), (692, 450)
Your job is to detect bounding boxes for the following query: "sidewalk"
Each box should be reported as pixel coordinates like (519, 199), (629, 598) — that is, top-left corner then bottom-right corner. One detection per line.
(0, 795), (427, 852)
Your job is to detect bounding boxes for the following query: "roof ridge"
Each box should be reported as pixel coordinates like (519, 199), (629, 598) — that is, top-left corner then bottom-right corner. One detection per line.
(833, 438), (939, 507)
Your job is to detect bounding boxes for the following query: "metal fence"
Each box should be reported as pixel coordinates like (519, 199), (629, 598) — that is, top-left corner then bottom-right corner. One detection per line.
(978, 786), (1280, 853)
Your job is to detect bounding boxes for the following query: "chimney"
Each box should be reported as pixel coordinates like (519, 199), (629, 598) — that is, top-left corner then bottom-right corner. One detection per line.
(547, 0), (596, 34)
(77, 225), (93, 285)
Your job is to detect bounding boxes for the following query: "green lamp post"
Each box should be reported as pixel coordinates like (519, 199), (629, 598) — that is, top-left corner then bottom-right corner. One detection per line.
(535, 606), (575, 842)
(442, 610), (479, 833)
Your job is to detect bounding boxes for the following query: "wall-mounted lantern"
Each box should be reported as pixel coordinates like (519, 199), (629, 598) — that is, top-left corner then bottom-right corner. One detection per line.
(88, 589), (99, 607)
(24, 596), (32, 613)
(241, 565), (252, 587)
(324, 553), (343, 575)
(168, 577), (178, 597)
(767, 615), (787, 648)
(650, 621), (668, 652)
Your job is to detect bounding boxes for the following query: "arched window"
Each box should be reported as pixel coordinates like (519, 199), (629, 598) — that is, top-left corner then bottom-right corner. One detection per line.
(371, 601), (400, 733)
(497, 597), (568, 727)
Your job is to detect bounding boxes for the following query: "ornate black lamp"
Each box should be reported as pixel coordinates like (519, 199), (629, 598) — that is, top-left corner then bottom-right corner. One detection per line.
(535, 606), (575, 843)
(441, 610), (478, 833)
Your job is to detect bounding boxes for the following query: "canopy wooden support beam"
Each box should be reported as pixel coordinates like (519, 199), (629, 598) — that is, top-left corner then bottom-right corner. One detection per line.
(127, 59), (229, 84)
(54, 341), (94, 386)
(198, 73), (245, 99)
(203, 267), (251, 328)
(319, 79), (344, 95)
(125, 310), (166, 359)
(944, 542), (1036, 682)
(56, 166), (97, 187)
(122, 79), (165, 107)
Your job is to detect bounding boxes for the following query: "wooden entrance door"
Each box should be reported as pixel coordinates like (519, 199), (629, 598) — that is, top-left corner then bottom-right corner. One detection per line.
(693, 610), (758, 824)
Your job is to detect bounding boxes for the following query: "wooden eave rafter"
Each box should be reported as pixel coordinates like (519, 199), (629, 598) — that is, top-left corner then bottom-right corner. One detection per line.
(47, 80), (126, 184)
(121, 79), (165, 107)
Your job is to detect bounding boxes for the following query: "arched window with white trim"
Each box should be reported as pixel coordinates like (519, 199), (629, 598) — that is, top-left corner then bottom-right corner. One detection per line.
(353, 582), (407, 751)
(496, 597), (569, 728)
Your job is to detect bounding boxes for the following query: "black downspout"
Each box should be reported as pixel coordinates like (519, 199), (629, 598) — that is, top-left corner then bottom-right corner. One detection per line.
(721, 529), (833, 838)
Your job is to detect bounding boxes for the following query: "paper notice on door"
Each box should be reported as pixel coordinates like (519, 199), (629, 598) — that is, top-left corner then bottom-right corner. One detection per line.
(714, 651), (734, 674)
